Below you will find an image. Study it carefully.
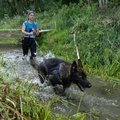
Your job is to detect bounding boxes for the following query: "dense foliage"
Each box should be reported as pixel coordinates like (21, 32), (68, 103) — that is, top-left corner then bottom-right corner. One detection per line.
(0, 2), (120, 83)
(38, 4), (120, 83)
(1, 0), (120, 17)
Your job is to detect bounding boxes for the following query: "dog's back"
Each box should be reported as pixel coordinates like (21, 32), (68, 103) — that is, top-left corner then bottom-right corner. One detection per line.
(42, 58), (65, 69)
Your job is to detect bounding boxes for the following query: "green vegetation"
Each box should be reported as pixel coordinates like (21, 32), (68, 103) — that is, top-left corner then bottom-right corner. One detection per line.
(0, 1), (120, 119)
(38, 4), (120, 85)
(0, 62), (54, 119)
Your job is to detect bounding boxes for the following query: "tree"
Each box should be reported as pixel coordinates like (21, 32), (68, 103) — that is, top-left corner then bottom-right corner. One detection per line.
(98, 0), (108, 8)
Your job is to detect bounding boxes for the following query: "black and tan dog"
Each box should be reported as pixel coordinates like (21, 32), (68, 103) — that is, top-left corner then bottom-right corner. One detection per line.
(30, 57), (92, 94)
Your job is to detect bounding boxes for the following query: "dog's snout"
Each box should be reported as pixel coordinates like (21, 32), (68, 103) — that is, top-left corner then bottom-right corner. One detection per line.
(87, 83), (92, 88)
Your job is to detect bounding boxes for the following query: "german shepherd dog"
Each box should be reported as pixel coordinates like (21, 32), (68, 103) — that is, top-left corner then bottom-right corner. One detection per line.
(30, 57), (92, 94)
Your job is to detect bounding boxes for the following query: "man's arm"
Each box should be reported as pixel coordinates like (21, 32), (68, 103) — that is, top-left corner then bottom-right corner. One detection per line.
(36, 26), (39, 36)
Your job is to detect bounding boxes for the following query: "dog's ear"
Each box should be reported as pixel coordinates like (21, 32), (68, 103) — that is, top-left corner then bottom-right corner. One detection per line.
(71, 61), (77, 72)
(78, 59), (83, 68)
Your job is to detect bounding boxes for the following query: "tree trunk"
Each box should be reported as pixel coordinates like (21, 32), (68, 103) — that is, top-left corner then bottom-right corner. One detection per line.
(98, 0), (108, 8)
(105, 0), (108, 4)
(87, 0), (90, 5)
(98, 0), (103, 8)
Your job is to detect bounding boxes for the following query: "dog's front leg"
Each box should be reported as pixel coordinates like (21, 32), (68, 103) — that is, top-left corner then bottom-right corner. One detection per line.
(58, 86), (66, 96)
(53, 86), (66, 96)
(38, 72), (45, 83)
(63, 86), (66, 93)
(53, 86), (59, 94)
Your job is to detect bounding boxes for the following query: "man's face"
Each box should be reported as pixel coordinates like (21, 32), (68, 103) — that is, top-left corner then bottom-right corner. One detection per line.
(28, 13), (34, 21)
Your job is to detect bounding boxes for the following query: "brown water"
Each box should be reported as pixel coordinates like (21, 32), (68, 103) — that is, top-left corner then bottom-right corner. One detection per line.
(0, 44), (120, 120)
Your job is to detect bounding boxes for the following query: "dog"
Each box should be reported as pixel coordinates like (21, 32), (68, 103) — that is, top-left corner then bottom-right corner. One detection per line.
(30, 57), (92, 94)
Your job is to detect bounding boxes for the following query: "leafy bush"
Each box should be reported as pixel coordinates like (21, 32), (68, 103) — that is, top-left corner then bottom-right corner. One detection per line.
(39, 3), (120, 83)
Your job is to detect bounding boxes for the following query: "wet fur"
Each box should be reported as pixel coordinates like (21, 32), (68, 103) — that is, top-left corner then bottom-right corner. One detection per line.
(30, 58), (92, 94)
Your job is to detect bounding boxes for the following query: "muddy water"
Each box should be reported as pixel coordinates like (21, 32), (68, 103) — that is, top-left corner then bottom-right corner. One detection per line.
(0, 44), (120, 120)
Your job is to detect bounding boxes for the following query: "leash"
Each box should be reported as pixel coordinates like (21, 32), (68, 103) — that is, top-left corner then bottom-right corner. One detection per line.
(72, 30), (80, 60)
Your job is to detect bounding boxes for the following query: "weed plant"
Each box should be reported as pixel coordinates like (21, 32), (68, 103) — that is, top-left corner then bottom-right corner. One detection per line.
(38, 4), (120, 85)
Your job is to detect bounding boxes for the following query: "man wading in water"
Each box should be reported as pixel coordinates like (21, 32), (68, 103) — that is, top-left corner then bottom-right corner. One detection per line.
(21, 10), (39, 61)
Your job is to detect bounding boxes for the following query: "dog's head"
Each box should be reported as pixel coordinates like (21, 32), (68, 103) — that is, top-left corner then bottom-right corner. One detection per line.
(70, 59), (92, 92)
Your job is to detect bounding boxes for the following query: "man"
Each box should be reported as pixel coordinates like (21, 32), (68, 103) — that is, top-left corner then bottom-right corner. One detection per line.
(21, 10), (39, 60)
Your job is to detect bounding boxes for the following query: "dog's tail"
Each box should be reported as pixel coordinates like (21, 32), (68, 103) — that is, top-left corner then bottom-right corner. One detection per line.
(30, 57), (39, 70)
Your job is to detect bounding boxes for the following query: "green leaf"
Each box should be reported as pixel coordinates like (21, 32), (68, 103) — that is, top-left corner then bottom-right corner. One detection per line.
(73, 113), (86, 120)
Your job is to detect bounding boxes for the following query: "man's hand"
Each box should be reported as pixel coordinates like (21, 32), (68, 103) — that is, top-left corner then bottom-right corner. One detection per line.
(31, 28), (36, 34)
(29, 31), (34, 35)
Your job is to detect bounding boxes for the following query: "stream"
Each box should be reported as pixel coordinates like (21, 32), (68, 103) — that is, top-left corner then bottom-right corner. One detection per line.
(0, 44), (120, 120)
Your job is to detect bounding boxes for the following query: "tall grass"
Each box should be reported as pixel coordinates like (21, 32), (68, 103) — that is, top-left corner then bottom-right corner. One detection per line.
(39, 4), (120, 84)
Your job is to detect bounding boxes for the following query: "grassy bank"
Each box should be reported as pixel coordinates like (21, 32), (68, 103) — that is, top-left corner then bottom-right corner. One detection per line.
(39, 4), (120, 85)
